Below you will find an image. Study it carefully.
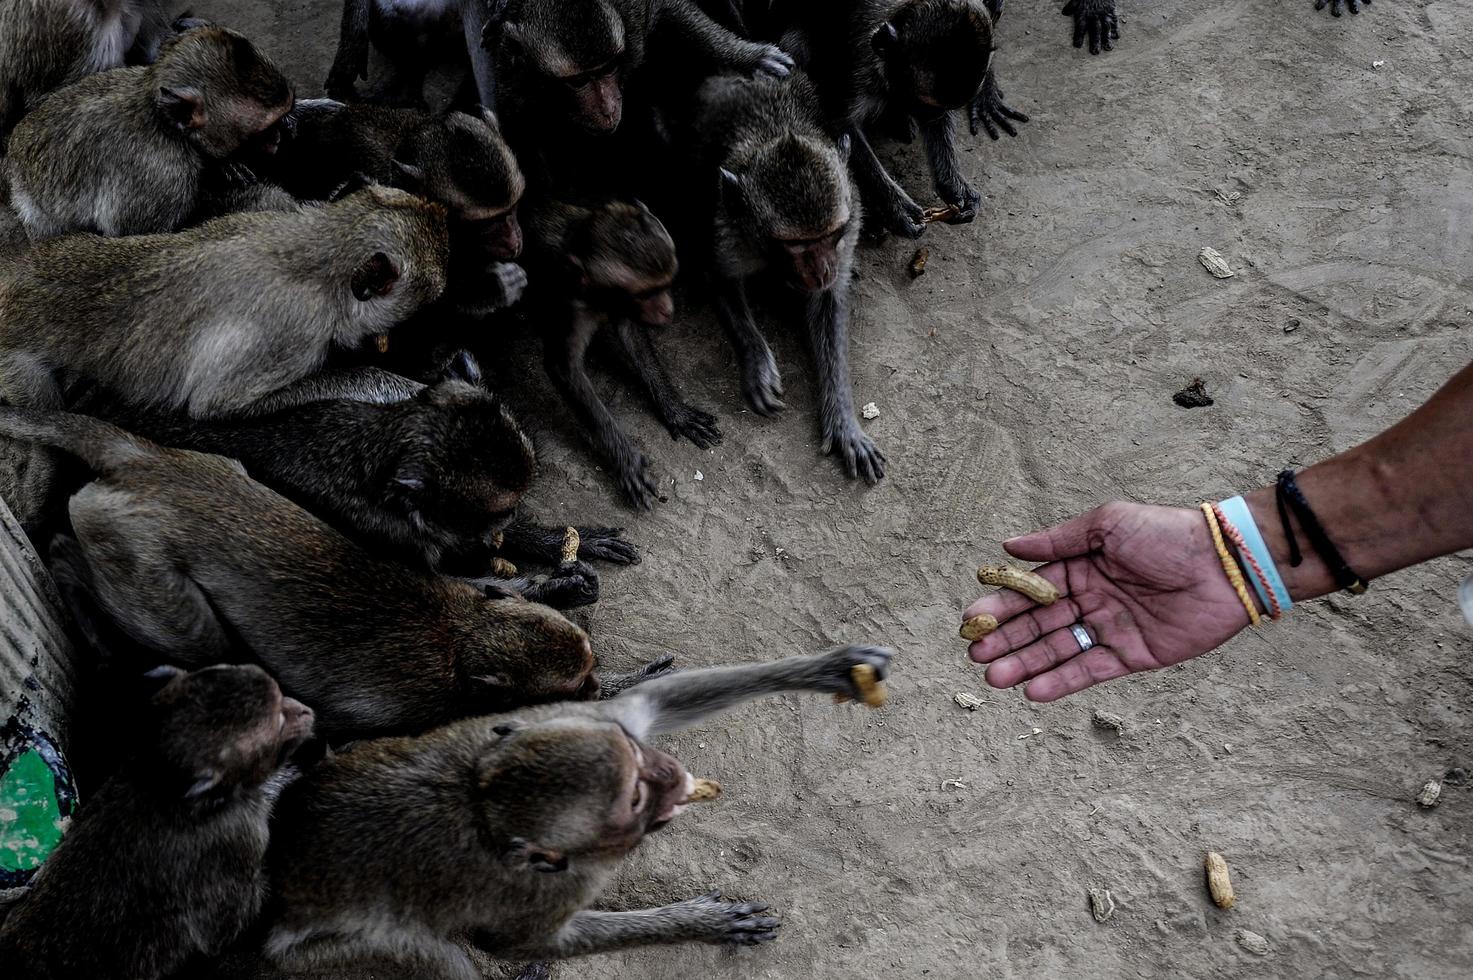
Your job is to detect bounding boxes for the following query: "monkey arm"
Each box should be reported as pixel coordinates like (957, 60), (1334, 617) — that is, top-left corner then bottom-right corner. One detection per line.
(846, 126), (925, 239)
(659, 0), (795, 78)
(326, 0), (373, 100)
(604, 645), (894, 739)
(460, 0), (500, 112)
(804, 286), (885, 485)
(610, 321), (722, 449)
(969, 67), (1029, 140)
(712, 279), (785, 415)
(242, 368), (426, 415)
(511, 893), (780, 956)
(499, 520), (641, 565)
(919, 113), (979, 223)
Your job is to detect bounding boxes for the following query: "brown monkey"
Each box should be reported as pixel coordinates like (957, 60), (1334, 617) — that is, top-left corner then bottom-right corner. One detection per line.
(74, 361), (640, 608)
(5, 25), (294, 239)
(250, 645), (894, 978)
(0, 0), (174, 148)
(0, 663), (315, 980)
(0, 407), (607, 739)
(529, 199), (719, 509)
(0, 185), (448, 417)
(671, 71), (885, 484)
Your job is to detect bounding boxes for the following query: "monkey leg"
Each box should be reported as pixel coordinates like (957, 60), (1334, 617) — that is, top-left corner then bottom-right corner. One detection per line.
(847, 126), (926, 239)
(919, 113), (980, 224)
(610, 321), (722, 449)
(513, 895), (780, 957)
(460, 0), (499, 111)
(712, 279), (785, 415)
(544, 321), (662, 510)
(803, 287), (885, 485)
(66, 483), (235, 663)
(48, 533), (161, 664)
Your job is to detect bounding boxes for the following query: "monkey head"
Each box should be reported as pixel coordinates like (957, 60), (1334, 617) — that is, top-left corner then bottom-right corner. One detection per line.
(571, 201), (678, 326)
(395, 109), (527, 262)
(457, 600), (600, 711)
(379, 379), (537, 559)
(473, 717), (694, 873)
(721, 132), (855, 294)
(329, 186), (450, 335)
(488, 0), (630, 133)
(145, 663), (315, 802)
(152, 27), (295, 163)
(871, 1), (995, 117)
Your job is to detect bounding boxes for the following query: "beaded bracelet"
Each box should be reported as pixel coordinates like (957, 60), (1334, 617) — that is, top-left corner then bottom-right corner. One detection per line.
(1212, 502), (1282, 620)
(1200, 503), (1261, 627)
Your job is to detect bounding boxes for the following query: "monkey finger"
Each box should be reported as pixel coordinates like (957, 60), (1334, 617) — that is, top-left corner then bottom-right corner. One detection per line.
(1000, 103), (1031, 124)
(1087, 18), (1102, 54)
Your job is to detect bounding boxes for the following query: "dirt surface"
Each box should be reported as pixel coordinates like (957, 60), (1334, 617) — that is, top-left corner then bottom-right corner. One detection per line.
(175, 1), (1473, 977)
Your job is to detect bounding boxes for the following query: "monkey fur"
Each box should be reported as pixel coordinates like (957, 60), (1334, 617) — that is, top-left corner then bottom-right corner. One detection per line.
(0, 663), (315, 980)
(5, 25), (294, 239)
(0, 406), (612, 739)
(529, 198), (720, 509)
(236, 645), (894, 979)
(670, 70), (885, 485)
(0, 0), (174, 149)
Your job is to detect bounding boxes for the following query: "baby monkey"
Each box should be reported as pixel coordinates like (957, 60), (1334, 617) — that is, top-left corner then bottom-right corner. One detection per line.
(0, 663), (315, 980)
(6, 25), (294, 239)
(251, 644), (895, 978)
(531, 199), (720, 509)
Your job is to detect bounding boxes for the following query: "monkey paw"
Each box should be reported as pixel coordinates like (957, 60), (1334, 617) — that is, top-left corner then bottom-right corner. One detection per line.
(1061, 0), (1119, 55)
(665, 403), (723, 449)
(599, 653), (677, 699)
(880, 194), (928, 240)
(824, 421), (887, 485)
(816, 645), (896, 699)
(530, 560), (601, 608)
(938, 182), (982, 225)
(741, 352), (786, 416)
(572, 526), (641, 565)
(617, 452), (664, 511)
(1316, 0), (1370, 15)
(750, 43), (796, 79)
(969, 72), (1030, 140)
(678, 892), (782, 946)
(490, 262), (530, 308)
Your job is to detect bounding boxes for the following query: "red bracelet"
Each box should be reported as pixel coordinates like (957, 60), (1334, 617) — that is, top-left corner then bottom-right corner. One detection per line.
(1212, 502), (1282, 620)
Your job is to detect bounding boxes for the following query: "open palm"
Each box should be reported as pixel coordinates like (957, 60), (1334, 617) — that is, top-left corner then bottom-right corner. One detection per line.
(964, 502), (1254, 701)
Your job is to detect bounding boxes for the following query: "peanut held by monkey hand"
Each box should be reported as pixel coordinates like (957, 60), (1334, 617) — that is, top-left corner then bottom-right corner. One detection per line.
(671, 891), (781, 946)
(820, 645), (894, 707)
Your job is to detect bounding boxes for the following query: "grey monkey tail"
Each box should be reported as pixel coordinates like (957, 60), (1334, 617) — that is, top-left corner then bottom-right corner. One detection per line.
(0, 407), (153, 475)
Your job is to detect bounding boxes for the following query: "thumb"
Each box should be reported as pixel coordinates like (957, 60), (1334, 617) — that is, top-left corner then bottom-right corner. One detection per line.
(1003, 505), (1112, 562)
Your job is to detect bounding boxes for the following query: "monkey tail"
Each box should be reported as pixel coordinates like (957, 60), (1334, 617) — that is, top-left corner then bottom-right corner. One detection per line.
(0, 407), (153, 475)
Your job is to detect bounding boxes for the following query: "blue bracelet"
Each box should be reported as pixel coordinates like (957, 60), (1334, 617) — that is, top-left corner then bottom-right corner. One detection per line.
(1218, 496), (1293, 615)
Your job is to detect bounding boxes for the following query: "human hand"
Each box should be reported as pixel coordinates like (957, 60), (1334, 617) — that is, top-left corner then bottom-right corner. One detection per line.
(964, 502), (1254, 701)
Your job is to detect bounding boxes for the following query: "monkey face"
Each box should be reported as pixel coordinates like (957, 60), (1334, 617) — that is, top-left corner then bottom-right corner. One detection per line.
(461, 599), (597, 710)
(495, 0), (629, 133)
(873, 3), (994, 114)
(148, 664), (315, 801)
(561, 65), (625, 133)
(158, 27), (295, 161)
(775, 223), (850, 293)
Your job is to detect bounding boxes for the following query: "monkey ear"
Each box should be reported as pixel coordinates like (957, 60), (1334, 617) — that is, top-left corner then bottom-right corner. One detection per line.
(719, 168), (742, 196)
(441, 349), (483, 386)
(350, 252), (399, 301)
(157, 86), (207, 132)
(183, 770), (222, 800)
(871, 21), (900, 54)
(390, 159), (424, 191)
(385, 459), (427, 509)
(836, 132), (852, 163)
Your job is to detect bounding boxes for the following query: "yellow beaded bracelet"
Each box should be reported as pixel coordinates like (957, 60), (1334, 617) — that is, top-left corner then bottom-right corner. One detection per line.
(1201, 502), (1261, 627)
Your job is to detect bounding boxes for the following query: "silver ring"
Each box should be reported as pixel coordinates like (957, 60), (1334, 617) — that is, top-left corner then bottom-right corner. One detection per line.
(1070, 624), (1094, 652)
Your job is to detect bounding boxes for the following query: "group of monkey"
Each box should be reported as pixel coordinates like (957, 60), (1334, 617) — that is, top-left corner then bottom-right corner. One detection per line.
(0, 0), (1370, 977)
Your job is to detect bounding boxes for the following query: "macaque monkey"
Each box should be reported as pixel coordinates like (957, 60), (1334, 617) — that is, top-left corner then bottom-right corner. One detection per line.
(5, 25), (294, 239)
(0, 663), (314, 980)
(0, 407), (614, 739)
(0, 0), (174, 148)
(675, 71), (885, 484)
(529, 199), (719, 509)
(326, 0), (499, 110)
(251, 645), (895, 978)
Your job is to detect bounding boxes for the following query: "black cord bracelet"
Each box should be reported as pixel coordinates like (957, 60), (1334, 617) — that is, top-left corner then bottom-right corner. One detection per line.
(1275, 470), (1369, 595)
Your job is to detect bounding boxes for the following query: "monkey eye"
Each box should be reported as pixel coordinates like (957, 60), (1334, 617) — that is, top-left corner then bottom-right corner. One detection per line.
(632, 286), (665, 301)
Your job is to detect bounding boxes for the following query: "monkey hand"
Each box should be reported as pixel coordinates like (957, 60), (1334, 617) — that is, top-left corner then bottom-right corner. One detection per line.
(969, 71), (1030, 140)
(525, 561), (601, 609)
(598, 653), (677, 699)
(617, 450), (665, 511)
(811, 645), (895, 701)
(823, 417), (887, 485)
(1061, 0), (1119, 55)
(878, 191), (928, 240)
(1315, 0), (1370, 15)
(663, 402), (723, 449)
(740, 349), (786, 416)
(937, 179), (982, 225)
(746, 43), (796, 79)
(571, 526), (641, 565)
(488, 262), (530, 308)
(672, 891), (782, 946)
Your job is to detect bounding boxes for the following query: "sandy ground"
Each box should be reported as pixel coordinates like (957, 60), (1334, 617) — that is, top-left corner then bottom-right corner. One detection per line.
(63, 0), (1473, 977)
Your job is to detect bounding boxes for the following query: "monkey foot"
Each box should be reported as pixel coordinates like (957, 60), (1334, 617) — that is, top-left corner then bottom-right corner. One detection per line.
(741, 354), (786, 416)
(616, 453), (664, 510)
(570, 526), (641, 565)
(1316, 0), (1370, 15)
(665, 404), (723, 449)
(1062, 0), (1120, 55)
(969, 72), (1030, 141)
(938, 183), (982, 225)
(679, 891), (782, 946)
(824, 423), (887, 485)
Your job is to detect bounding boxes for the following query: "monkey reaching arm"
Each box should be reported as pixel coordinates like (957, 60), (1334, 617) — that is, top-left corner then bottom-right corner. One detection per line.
(325, 0), (372, 100)
(1062, 0), (1119, 55)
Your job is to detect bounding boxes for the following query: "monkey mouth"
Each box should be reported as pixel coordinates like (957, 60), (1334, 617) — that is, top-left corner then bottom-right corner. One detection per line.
(650, 772), (697, 828)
